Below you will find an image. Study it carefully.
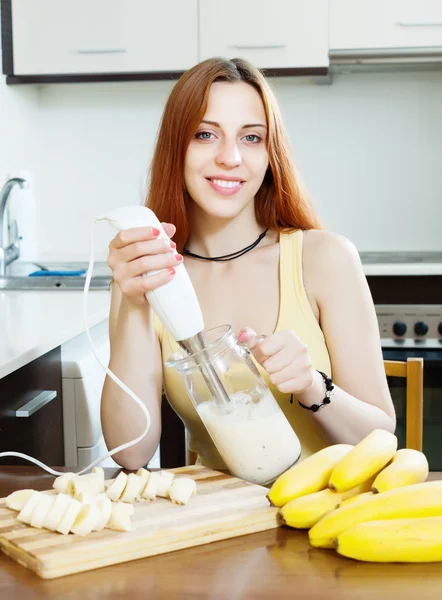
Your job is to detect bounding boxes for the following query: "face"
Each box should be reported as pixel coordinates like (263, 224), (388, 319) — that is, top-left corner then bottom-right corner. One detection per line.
(184, 81), (269, 220)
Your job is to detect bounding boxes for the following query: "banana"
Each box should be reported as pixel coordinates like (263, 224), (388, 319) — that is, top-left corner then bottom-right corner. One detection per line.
(17, 491), (41, 524)
(135, 468), (150, 499)
(106, 472), (128, 501)
(53, 472), (76, 495)
(92, 467), (106, 493)
(56, 498), (83, 535)
(30, 494), (55, 529)
(142, 471), (161, 500)
(335, 517), (442, 562)
(120, 473), (146, 503)
(157, 471), (175, 498)
(309, 480), (442, 549)
(339, 491), (373, 508)
(71, 503), (101, 536)
(372, 448), (429, 493)
(169, 478), (197, 505)
(267, 444), (354, 507)
(93, 495), (113, 531)
(280, 479), (374, 529)
(44, 493), (72, 531)
(6, 489), (36, 511)
(328, 429), (397, 493)
(107, 502), (134, 532)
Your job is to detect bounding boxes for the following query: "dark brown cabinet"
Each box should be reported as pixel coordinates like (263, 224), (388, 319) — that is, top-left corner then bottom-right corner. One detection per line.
(0, 347), (64, 466)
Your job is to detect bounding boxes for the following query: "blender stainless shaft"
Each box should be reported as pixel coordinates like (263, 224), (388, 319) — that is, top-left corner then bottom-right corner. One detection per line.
(178, 331), (231, 406)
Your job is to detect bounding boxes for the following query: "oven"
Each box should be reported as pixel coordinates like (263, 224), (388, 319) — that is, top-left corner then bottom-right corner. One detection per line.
(375, 302), (442, 471)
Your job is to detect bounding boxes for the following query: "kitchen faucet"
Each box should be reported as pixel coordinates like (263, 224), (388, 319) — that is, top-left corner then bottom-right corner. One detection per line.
(0, 177), (29, 276)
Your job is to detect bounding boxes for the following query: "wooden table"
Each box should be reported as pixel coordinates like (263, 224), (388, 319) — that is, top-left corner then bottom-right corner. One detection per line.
(0, 468), (441, 600)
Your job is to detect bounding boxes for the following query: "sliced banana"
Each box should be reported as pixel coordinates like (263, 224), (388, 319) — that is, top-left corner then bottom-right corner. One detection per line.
(30, 494), (55, 529)
(6, 489), (36, 511)
(72, 477), (100, 502)
(93, 495), (113, 531)
(157, 471), (175, 498)
(53, 473), (76, 495)
(106, 472), (128, 502)
(168, 478), (197, 505)
(142, 471), (161, 500)
(107, 502), (134, 532)
(135, 468), (150, 500)
(44, 493), (72, 531)
(92, 467), (105, 493)
(120, 473), (146, 503)
(71, 503), (101, 536)
(56, 498), (83, 535)
(17, 491), (41, 524)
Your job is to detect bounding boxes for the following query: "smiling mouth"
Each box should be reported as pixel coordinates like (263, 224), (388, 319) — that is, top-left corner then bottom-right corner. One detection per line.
(206, 178), (245, 189)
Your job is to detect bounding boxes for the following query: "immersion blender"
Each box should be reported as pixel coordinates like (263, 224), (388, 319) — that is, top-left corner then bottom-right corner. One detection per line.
(98, 205), (231, 406)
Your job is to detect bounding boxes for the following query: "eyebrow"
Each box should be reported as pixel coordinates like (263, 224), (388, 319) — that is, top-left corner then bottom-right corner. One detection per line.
(201, 119), (267, 129)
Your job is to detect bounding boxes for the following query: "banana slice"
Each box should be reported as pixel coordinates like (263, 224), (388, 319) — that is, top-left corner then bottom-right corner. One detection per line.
(142, 471), (161, 500)
(135, 468), (150, 500)
(168, 478), (197, 505)
(72, 478), (100, 502)
(6, 489), (36, 512)
(71, 503), (101, 536)
(157, 471), (175, 498)
(106, 472), (128, 502)
(120, 473), (146, 503)
(92, 467), (105, 493)
(17, 492), (41, 524)
(107, 502), (134, 532)
(53, 473), (76, 495)
(44, 493), (72, 531)
(30, 494), (55, 529)
(56, 498), (83, 535)
(93, 495), (113, 531)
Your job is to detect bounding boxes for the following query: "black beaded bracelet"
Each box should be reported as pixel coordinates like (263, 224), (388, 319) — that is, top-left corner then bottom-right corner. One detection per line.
(291, 371), (334, 413)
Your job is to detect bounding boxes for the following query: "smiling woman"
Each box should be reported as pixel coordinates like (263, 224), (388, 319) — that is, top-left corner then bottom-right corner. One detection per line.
(101, 57), (396, 473)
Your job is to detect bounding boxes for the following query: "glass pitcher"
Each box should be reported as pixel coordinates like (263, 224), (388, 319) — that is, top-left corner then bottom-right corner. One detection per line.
(165, 325), (301, 485)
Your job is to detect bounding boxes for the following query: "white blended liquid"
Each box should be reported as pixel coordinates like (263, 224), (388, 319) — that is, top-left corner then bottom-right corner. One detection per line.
(196, 389), (301, 485)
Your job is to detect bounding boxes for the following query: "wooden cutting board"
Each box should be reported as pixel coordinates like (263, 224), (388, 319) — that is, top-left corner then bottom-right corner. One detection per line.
(0, 465), (280, 579)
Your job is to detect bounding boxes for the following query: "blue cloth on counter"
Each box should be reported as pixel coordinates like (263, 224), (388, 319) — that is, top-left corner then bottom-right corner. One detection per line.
(28, 270), (86, 277)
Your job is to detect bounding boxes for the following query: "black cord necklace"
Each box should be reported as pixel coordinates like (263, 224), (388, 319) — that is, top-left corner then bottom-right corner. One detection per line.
(183, 228), (269, 262)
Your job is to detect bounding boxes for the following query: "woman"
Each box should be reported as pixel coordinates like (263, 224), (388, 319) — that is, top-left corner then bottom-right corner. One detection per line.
(102, 57), (395, 471)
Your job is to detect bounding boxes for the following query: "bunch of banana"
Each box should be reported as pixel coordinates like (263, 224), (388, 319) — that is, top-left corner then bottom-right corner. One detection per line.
(5, 468), (197, 537)
(268, 428), (440, 562)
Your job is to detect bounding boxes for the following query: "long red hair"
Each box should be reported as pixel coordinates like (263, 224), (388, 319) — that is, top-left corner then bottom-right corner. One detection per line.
(146, 57), (321, 250)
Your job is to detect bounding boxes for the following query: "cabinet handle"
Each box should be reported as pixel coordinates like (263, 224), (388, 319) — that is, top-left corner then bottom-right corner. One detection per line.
(15, 391), (57, 417)
(229, 44), (286, 50)
(396, 22), (442, 28)
(75, 49), (127, 54)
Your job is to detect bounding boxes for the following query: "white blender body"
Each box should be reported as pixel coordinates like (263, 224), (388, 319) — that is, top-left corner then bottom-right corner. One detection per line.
(100, 205), (204, 342)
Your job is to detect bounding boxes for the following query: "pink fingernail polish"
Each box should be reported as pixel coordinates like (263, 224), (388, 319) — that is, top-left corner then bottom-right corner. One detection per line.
(168, 267), (176, 276)
(175, 254), (183, 262)
(152, 227), (160, 236)
(170, 241), (176, 249)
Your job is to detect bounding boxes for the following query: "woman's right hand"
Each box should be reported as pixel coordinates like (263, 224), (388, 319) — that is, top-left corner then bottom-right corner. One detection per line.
(108, 223), (180, 305)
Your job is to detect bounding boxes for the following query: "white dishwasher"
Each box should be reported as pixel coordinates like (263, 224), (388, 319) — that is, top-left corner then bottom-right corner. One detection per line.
(61, 320), (160, 469)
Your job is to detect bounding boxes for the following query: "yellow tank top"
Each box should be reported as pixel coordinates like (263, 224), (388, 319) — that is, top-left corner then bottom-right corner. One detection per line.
(154, 230), (331, 469)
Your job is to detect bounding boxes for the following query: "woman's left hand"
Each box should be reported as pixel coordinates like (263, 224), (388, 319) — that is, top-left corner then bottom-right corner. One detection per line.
(238, 327), (321, 396)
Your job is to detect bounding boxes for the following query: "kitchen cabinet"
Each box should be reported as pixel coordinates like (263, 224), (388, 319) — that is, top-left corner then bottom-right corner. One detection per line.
(330, 0), (442, 52)
(4, 0), (198, 77)
(0, 346), (64, 466)
(199, 0), (329, 70)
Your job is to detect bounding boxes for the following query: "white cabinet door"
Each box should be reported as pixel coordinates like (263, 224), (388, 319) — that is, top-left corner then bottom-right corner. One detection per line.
(12, 0), (198, 75)
(330, 0), (442, 50)
(199, 0), (328, 69)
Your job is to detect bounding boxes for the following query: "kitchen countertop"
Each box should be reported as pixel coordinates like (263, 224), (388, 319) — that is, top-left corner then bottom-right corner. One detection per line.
(0, 467), (441, 600)
(359, 251), (442, 276)
(0, 290), (111, 379)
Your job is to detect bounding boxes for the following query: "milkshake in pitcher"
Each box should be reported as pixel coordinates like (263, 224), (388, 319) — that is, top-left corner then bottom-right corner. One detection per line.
(166, 325), (301, 486)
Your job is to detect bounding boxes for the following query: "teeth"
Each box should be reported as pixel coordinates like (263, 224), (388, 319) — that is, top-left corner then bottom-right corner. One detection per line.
(211, 179), (242, 188)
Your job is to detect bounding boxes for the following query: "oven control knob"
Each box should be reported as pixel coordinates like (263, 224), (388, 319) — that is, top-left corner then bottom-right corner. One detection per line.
(392, 321), (407, 336)
(414, 321), (429, 336)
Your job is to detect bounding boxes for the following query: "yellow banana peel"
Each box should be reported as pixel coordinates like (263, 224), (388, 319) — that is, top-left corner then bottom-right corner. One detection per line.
(309, 480), (442, 549)
(328, 429), (397, 493)
(267, 444), (353, 507)
(372, 448), (429, 493)
(335, 516), (442, 562)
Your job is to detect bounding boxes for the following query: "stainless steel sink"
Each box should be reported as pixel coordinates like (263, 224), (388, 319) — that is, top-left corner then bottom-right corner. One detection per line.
(0, 275), (111, 291)
(0, 261), (112, 291)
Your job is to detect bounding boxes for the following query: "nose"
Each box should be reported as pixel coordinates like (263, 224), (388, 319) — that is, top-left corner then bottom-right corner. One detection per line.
(215, 139), (242, 168)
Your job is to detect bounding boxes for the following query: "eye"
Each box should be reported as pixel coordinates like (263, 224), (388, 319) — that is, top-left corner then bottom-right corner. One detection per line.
(243, 134), (262, 144)
(194, 131), (215, 140)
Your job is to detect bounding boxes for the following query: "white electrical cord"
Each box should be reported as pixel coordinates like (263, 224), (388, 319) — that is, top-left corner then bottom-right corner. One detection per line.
(0, 219), (152, 476)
